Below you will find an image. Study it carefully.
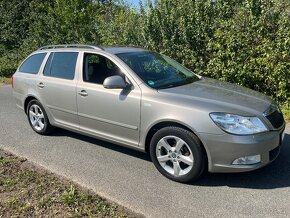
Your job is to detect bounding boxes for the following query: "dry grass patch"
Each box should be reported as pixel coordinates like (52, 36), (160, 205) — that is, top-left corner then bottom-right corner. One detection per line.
(0, 150), (141, 218)
(0, 76), (12, 85)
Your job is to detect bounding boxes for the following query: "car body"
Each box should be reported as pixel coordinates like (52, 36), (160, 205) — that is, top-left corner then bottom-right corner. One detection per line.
(13, 44), (285, 182)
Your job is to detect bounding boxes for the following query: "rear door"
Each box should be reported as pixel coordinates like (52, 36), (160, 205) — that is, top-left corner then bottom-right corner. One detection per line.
(37, 51), (79, 129)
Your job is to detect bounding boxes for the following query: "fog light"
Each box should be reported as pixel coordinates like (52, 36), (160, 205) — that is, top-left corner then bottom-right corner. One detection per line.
(232, 155), (261, 165)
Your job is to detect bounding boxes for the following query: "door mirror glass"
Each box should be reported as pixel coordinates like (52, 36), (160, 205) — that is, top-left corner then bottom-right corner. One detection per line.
(103, 75), (127, 89)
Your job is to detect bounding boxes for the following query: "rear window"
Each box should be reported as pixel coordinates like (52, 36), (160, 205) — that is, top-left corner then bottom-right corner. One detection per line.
(43, 52), (78, 80)
(19, 53), (46, 74)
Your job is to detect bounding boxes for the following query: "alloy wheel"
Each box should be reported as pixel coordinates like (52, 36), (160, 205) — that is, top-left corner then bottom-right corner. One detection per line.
(155, 135), (194, 177)
(29, 104), (45, 131)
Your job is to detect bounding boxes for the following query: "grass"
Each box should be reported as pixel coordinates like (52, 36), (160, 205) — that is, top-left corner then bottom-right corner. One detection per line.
(0, 150), (141, 218)
(281, 105), (290, 123)
(0, 76), (12, 85)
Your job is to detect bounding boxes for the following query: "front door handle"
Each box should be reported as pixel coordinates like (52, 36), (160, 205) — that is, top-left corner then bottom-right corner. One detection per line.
(37, 82), (45, 88)
(78, 90), (88, 97)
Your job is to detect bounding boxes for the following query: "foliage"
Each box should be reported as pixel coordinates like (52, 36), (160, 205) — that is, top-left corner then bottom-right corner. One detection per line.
(204, 1), (290, 104)
(0, 76), (12, 84)
(62, 184), (78, 205)
(0, 0), (51, 76)
(281, 105), (290, 122)
(0, 0), (289, 104)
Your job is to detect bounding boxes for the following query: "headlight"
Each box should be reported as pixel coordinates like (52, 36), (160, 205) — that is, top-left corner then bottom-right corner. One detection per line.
(210, 112), (268, 135)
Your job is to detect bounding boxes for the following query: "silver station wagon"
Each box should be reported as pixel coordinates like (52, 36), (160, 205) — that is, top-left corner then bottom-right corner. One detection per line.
(13, 44), (285, 183)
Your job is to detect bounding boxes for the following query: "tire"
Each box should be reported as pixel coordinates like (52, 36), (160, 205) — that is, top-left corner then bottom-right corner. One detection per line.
(27, 99), (54, 135)
(150, 126), (206, 183)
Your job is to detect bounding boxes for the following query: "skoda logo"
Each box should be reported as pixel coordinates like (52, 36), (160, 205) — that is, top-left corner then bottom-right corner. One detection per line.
(171, 153), (177, 158)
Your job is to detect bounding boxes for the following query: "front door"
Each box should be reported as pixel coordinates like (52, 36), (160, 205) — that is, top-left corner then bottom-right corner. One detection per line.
(76, 52), (141, 147)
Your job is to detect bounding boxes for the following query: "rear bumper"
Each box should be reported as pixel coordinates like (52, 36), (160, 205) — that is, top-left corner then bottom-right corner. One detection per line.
(199, 125), (285, 173)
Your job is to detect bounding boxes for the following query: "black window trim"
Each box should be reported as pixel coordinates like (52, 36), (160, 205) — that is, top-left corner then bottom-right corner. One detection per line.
(43, 52), (55, 77)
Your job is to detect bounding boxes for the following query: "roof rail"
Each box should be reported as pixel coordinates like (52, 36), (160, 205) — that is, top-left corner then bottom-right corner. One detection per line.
(38, 44), (104, 51)
(106, 44), (144, 49)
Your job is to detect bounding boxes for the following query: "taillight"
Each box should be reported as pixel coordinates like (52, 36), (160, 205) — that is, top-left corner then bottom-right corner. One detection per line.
(11, 73), (14, 89)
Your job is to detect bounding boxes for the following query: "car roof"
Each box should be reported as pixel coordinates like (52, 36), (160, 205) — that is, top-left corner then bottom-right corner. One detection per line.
(36, 44), (148, 55)
(102, 46), (147, 54)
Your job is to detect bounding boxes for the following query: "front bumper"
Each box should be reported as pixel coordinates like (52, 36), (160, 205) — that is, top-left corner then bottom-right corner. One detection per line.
(199, 126), (285, 173)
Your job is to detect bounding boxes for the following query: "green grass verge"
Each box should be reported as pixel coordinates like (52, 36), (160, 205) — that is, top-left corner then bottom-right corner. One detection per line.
(0, 150), (141, 218)
(0, 76), (12, 85)
(281, 106), (290, 123)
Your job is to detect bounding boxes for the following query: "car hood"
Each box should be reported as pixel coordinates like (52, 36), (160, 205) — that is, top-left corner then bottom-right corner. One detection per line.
(157, 77), (272, 114)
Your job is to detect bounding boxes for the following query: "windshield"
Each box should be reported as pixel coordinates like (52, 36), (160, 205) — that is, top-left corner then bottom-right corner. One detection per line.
(116, 51), (199, 89)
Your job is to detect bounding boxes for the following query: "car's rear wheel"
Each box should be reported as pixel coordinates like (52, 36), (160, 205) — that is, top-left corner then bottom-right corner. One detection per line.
(150, 126), (206, 183)
(27, 100), (53, 135)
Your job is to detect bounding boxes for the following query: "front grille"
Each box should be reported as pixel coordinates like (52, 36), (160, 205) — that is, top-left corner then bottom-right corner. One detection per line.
(265, 109), (284, 129)
(269, 145), (281, 161)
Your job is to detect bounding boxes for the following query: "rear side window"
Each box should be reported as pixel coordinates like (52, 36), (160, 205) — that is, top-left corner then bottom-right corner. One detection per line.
(43, 52), (78, 80)
(19, 53), (46, 74)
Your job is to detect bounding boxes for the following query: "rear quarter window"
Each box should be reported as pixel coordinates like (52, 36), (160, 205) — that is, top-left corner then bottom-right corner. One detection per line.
(19, 53), (47, 74)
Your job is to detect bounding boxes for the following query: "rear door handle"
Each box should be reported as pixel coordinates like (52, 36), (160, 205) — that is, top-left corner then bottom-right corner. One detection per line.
(78, 90), (88, 97)
(37, 82), (45, 88)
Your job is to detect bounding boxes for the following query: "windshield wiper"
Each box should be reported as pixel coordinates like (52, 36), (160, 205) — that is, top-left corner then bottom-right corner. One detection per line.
(157, 77), (198, 89)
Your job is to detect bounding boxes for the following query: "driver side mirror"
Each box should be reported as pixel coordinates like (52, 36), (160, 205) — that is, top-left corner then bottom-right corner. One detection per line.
(103, 75), (129, 89)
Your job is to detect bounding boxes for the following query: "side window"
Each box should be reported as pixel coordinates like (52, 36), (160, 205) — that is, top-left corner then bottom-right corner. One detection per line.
(19, 53), (46, 74)
(43, 52), (78, 80)
(83, 53), (123, 84)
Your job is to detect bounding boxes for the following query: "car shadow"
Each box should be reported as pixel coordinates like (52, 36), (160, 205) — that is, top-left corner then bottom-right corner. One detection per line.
(50, 128), (151, 162)
(51, 129), (290, 189)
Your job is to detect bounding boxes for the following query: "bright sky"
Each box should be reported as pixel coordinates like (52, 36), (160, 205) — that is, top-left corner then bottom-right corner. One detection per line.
(126, 0), (139, 7)
(126, 0), (154, 8)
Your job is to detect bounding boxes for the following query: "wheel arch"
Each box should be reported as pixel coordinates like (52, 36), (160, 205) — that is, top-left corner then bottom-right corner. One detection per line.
(24, 95), (41, 114)
(144, 120), (210, 169)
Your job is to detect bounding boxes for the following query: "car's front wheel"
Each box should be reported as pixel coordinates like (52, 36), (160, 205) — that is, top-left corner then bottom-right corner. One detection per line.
(27, 100), (53, 135)
(150, 126), (206, 183)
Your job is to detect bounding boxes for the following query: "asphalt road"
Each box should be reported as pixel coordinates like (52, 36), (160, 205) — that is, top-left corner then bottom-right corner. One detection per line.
(1, 85), (290, 217)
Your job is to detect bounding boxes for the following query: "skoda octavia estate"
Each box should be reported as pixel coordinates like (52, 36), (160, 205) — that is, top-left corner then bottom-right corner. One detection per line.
(13, 44), (285, 183)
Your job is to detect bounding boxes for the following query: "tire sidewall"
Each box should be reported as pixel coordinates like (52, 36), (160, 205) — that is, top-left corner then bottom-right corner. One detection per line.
(150, 127), (205, 183)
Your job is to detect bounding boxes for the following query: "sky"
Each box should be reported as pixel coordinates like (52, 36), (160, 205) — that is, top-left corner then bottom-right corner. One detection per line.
(126, 0), (154, 8)
(126, 0), (139, 7)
